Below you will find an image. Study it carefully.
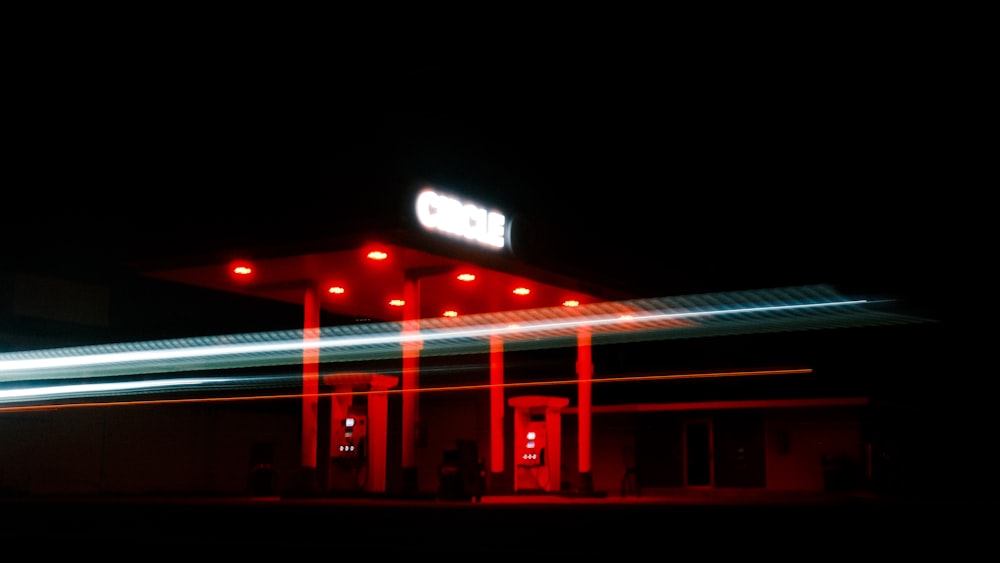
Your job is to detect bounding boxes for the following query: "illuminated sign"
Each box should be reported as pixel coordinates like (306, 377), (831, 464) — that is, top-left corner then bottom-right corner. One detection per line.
(415, 189), (507, 250)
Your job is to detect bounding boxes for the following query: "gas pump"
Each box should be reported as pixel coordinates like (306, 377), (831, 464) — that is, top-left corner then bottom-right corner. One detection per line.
(322, 372), (397, 494)
(331, 412), (368, 489)
(517, 418), (548, 489)
(334, 414), (367, 458)
(509, 395), (568, 493)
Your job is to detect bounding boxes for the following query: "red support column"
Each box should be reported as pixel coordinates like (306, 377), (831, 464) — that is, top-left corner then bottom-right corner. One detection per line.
(301, 284), (321, 492)
(367, 378), (393, 493)
(490, 334), (505, 491)
(576, 324), (593, 493)
(401, 276), (422, 493)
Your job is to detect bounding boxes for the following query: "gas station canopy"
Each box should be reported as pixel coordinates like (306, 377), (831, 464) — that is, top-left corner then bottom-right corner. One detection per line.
(141, 240), (615, 322)
(132, 184), (932, 349)
(138, 187), (633, 323)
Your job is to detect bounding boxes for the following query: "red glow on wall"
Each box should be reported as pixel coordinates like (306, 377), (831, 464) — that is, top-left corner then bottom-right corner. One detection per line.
(389, 299), (405, 307)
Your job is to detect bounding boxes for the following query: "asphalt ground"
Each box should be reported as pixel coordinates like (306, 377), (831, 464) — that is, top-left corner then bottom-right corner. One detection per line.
(1, 493), (992, 557)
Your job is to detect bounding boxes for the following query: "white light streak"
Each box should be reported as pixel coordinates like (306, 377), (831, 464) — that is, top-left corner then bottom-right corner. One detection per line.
(0, 378), (229, 403)
(0, 298), (864, 375)
(1, 285), (924, 389)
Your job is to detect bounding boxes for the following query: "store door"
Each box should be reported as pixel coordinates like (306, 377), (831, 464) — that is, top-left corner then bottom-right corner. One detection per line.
(684, 418), (713, 487)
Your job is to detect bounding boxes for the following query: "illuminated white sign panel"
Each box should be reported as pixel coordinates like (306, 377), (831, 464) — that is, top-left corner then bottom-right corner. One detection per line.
(415, 189), (507, 250)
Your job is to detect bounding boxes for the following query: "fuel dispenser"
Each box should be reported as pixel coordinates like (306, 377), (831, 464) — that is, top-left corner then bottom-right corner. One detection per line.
(322, 372), (397, 493)
(517, 418), (548, 489)
(508, 395), (569, 493)
(330, 408), (369, 490)
(519, 420), (546, 467)
(334, 412), (367, 459)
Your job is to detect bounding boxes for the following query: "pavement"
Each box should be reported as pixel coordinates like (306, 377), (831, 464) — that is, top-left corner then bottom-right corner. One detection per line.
(0, 490), (993, 556)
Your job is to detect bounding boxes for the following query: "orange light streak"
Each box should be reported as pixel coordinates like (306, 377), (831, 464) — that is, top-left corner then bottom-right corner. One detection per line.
(0, 368), (811, 413)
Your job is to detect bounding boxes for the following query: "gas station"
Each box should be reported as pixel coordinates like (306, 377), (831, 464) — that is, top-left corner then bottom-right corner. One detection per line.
(139, 185), (636, 495)
(135, 184), (929, 498)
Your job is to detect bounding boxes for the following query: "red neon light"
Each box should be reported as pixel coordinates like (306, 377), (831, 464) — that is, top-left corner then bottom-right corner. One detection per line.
(367, 251), (388, 260)
(328, 286), (345, 294)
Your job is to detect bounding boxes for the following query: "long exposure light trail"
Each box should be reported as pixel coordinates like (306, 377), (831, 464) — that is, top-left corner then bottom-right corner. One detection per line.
(1, 301), (847, 372)
(1, 286), (890, 385)
(0, 367), (812, 412)
(0, 377), (236, 401)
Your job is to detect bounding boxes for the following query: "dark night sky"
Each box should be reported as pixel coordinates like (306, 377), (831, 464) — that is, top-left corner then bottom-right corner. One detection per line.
(4, 43), (973, 327)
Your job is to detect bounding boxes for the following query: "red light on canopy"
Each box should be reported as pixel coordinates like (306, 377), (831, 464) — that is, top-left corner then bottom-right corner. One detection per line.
(227, 261), (254, 281)
(388, 299), (405, 307)
(367, 250), (388, 260)
(442, 310), (458, 317)
(456, 273), (476, 282)
(563, 299), (580, 307)
(328, 286), (345, 295)
(513, 287), (531, 296)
